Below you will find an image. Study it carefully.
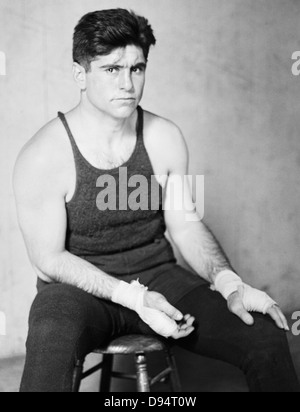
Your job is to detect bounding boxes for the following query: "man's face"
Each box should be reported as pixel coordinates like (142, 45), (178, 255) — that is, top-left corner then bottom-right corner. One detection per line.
(85, 45), (147, 119)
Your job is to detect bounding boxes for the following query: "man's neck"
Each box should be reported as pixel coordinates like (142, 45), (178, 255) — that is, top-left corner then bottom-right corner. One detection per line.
(74, 100), (137, 148)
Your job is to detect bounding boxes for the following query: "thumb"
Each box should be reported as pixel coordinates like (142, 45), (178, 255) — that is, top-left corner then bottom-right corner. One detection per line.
(238, 309), (255, 326)
(157, 298), (183, 322)
(229, 288), (254, 326)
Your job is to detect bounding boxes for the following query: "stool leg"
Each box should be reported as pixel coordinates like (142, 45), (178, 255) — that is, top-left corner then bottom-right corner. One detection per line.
(166, 351), (182, 392)
(72, 359), (84, 392)
(135, 353), (150, 392)
(99, 354), (114, 392)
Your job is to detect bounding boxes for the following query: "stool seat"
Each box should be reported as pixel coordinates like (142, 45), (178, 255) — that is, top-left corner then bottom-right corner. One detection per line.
(72, 334), (182, 392)
(94, 335), (167, 355)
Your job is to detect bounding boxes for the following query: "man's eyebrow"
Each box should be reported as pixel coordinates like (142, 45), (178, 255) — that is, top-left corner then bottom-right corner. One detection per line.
(98, 64), (122, 69)
(133, 62), (147, 68)
(98, 62), (147, 69)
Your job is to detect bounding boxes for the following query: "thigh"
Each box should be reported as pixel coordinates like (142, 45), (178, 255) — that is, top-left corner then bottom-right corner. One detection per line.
(27, 282), (137, 357)
(21, 282), (140, 392)
(173, 283), (290, 368)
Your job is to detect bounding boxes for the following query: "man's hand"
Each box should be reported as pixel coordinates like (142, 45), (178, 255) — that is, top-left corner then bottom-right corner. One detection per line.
(227, 287), (289, 331)
(144, 291), (195, 339)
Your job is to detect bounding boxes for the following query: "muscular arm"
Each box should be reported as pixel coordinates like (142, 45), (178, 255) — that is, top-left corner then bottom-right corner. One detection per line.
(174, 220), (234, 284)
(163, 125), (233, 284)
(13, 135), (119, 300)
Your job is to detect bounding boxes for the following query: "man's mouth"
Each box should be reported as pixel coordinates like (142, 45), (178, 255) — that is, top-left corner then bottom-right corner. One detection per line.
(113, 98), (136, 105)
(115, 98), (135, 100)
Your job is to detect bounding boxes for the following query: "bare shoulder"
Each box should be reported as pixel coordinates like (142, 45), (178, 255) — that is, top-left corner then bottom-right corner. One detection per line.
(13, 116), (71, 195)
(144, 110), (184, 140)
(143, 110), (189, 173)
(15, 117), (67, 167)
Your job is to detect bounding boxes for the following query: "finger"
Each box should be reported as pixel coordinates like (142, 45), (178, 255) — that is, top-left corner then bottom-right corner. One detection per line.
(275, 306), (290, 331)
(185, 315), (196, 326)
(172, 326), (195, 340)
(179, 316), (195, 330)
(157, 299), (183, 322)
(179, 314), (193, 324)
(267, 306), (285, 329)
(175, 314), (190, 329)
(178, 314), (190, 323)
(229, 301), (254, 326)
(177, 327), (195, 338)
(271, 305), (289, 331)
(267, 306), (284, 329)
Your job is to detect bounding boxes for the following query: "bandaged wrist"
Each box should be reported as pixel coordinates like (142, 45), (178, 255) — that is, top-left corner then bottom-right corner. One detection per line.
(112, 280), (178, 338)
(213, 270), (244, 300)
(111, 280), (145, 312)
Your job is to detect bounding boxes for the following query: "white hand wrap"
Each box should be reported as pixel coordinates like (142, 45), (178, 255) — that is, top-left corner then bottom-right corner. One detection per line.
(212, 270), (244, 300)
(213, 270), (277, 314)
(238, 284), (277, 314)
(112, 280), (178, 338)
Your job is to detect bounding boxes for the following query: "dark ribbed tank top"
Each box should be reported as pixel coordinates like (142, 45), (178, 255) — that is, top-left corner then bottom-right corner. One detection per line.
(58, 107), (176, 276)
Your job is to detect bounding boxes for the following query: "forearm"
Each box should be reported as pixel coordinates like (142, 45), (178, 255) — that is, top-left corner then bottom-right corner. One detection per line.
(34, 250), (186, 338)
(34, 250), (120, 300)
(173, 221), (234, 284)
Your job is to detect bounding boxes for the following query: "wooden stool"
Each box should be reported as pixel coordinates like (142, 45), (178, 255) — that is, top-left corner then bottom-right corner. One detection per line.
(72, 335), (182, 392)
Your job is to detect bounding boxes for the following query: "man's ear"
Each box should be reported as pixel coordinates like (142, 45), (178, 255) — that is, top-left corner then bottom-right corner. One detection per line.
(72, 62), (87, 90)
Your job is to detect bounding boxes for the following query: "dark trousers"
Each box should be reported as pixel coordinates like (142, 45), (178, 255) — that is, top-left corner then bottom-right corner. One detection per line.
(20, 264), (300, 392)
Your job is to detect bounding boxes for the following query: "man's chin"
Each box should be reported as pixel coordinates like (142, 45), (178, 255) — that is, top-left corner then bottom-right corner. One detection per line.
(111, 103), (138, 118)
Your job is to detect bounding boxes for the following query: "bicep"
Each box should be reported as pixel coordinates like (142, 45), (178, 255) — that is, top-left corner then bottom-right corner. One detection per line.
(164, 172), (198, 241)
(13, 151), (67, 269)
(163, 128), (199, 240)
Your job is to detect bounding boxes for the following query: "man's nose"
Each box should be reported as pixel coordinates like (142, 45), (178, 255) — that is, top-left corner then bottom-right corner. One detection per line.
(119, 70), (134, 92)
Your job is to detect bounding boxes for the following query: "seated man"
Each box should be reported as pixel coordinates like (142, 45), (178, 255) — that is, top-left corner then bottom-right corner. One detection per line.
(13, 8), (300, 392)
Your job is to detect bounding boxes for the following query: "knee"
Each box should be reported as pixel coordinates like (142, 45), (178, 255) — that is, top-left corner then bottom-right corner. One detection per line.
(27, 284), (88, 345)
(249, 313), (288, 347)
(241, 314), (290, 369)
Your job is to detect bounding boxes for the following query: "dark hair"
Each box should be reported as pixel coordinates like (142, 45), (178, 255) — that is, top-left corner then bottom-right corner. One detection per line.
(73, 9), (156, 71)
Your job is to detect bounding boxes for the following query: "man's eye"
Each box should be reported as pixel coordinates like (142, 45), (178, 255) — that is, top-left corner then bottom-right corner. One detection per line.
(132, 67), (143, 74)
(106, 68), (118, 74)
